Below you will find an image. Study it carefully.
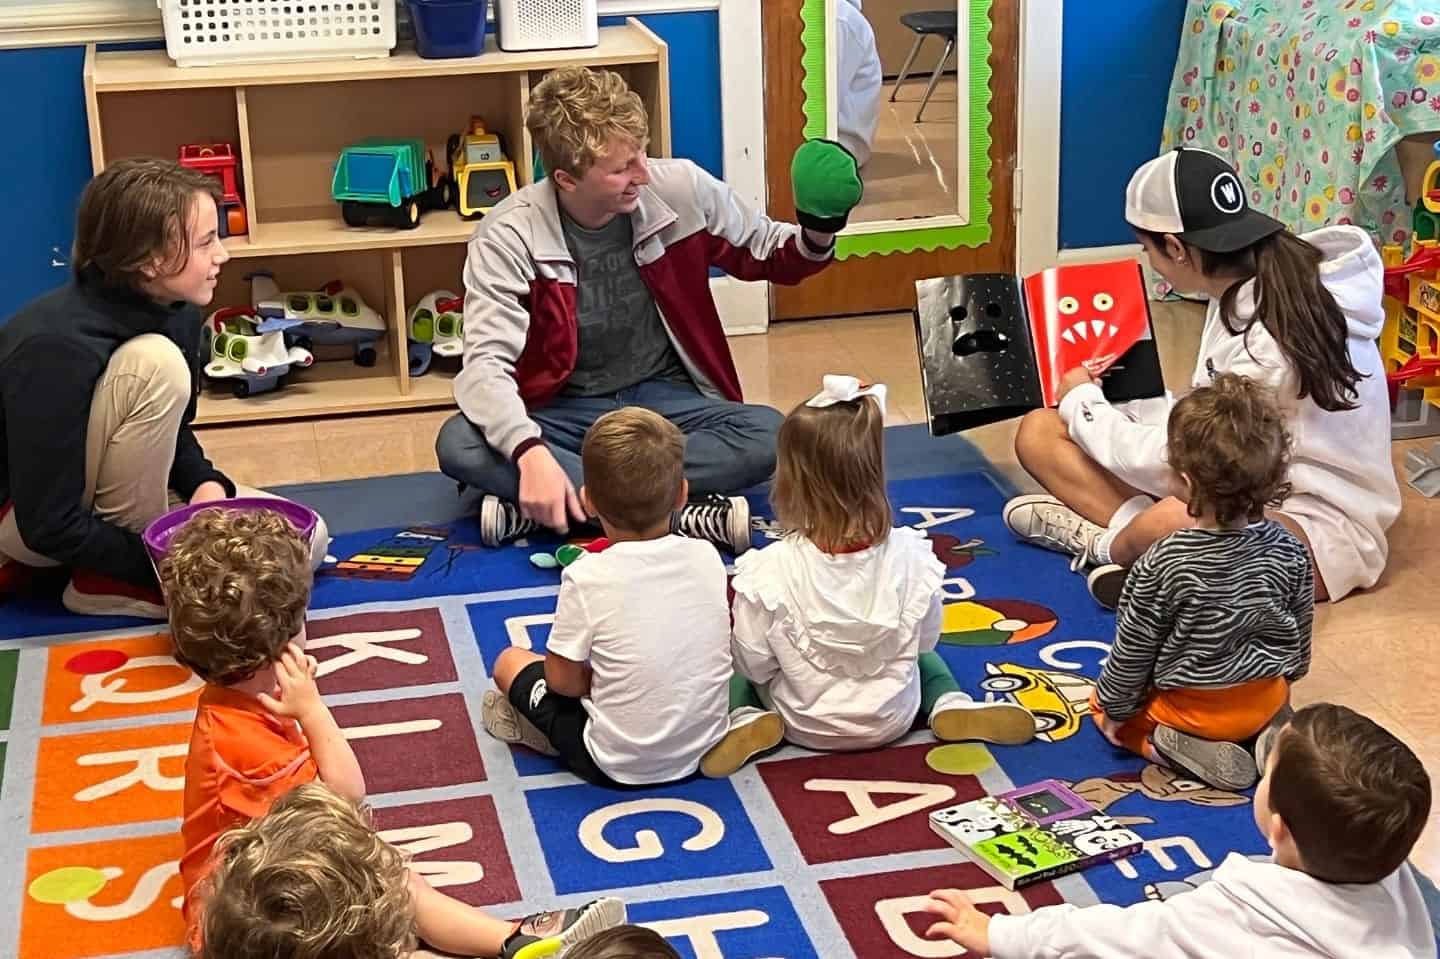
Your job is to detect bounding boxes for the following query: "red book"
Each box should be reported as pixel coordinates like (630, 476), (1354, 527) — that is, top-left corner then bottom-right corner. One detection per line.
(914, 260), (1164, 435)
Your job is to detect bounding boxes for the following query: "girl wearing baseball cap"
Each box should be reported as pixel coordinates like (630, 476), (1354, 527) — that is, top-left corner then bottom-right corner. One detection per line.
(1002, 146), (1400, 606)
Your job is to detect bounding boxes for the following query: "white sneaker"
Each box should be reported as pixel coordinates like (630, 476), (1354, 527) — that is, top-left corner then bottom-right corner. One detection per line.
(1002, 494), (1105, 569)
(928, 692), (1036, 745)
(481, 689), (558, 756)
(700, 705), (784, 777)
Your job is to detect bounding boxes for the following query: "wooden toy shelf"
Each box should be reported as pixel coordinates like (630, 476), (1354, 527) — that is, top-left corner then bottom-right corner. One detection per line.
(83, 22), (671, 426)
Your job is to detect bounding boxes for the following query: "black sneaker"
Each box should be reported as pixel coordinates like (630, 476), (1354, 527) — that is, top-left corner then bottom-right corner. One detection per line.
(1086, 564), (1128, 610)
(499, 897), (627, 959)
(480, 495), (540, 547)
(1152, 725), (1258, 791)
(672, 495), (752, 554)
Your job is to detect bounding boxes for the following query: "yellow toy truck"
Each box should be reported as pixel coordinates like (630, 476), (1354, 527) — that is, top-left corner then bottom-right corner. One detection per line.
(447, 118), (518, 220)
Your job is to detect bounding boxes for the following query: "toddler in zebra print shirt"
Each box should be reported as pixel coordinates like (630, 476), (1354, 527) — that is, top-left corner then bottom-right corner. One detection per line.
(1090, 373), (1313, 791)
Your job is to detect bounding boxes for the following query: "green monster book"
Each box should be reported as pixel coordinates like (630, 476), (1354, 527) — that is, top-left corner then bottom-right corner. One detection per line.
(928, 779), (1144, 890)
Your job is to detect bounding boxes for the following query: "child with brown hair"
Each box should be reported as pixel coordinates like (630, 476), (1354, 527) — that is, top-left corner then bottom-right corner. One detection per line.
(921, 703), (1435, 958)
(165, 506), (621, 957)
(700, 375), (1034, 777)
(482, 407), (735, 787)
(196, 782), (628, 959)
(0, 156), (326, 620)
(1089, 372), (1313, 790)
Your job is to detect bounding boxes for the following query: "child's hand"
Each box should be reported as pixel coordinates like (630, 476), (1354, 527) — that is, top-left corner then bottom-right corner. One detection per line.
(1095, 710), (1125, 748)
(1056, 366), (1101, 401)
(923, 889), (992, 955)
(257, 644), (325, 722)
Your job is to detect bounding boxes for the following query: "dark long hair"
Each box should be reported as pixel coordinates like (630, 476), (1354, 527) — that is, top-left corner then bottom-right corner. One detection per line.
(1138, 229), (1364, 411)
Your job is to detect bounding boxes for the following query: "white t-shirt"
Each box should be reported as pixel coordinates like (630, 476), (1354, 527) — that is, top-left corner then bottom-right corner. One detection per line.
(545, 535), (732, 785)
(730, 526), (946, 751)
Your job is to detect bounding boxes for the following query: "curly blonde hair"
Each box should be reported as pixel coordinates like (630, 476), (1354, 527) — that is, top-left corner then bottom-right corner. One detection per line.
(194, 783), (416, 959)
(527, 66), (650, 178)
(159, 507), (312, 686)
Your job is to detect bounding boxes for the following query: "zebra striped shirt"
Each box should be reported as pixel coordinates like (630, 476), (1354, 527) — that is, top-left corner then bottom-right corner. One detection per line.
(1095, 520), (1314, 722)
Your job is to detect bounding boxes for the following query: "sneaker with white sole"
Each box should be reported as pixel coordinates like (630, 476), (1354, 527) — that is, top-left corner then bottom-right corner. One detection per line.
(480, 495), (541, 548)
(928, 693), (1036, 745)
(672, 495), (752, 555)
(482, 689), (559, 757)
(499, 897), (627, 959)
(1086, 563), (1129, 610)
(1152, 725), (1258, 791)
(62, 570), (166, 619)
(1002, 494), (1106, 570)
(700, 705), (784, 777)
(1253, 704), (1294, 772)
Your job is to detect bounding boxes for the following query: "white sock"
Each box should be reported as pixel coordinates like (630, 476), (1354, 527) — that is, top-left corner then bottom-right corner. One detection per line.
(1093, 495), (1155, 564)
(930, 691), (974, 717)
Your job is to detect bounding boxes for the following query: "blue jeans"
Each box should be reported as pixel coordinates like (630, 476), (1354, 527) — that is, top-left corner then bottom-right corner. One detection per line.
(435, 380), (784, 500)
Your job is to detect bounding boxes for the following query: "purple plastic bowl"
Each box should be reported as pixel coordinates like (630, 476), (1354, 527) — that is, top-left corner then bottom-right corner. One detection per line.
(142, 497), (320, 567)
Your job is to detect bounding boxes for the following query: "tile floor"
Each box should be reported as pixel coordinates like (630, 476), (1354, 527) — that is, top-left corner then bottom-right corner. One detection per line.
(196, 302), (1440, 880)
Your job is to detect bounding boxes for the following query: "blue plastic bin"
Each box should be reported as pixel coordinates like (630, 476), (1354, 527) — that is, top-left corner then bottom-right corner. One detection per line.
(408, 0), (487, 58)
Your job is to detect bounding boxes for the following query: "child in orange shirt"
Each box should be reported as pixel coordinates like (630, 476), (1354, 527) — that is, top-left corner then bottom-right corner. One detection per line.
(163, 506), (623, 957)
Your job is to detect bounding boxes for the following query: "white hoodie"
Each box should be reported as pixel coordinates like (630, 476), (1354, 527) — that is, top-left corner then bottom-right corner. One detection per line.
(1059, 226), (1401, 600)
(988, 854), (1437, 959)
(729, 526), (945, 751)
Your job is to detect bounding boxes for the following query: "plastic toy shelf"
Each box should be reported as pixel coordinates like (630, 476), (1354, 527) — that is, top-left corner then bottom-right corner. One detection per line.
(83, 20), (670, 426)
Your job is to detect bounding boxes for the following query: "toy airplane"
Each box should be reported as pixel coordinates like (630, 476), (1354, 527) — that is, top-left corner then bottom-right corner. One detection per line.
(248, 269), (386, 367)
(201, 306), (314, 397)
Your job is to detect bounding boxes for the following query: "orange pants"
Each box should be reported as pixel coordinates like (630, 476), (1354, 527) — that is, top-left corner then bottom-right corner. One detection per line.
(1090, 678), (1289, 758)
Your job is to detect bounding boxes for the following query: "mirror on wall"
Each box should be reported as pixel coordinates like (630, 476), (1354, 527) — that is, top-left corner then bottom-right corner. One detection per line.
(826, 0), (967, 231)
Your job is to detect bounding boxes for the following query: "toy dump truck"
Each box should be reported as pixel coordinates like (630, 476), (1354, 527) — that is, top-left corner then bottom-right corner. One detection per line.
(332, 138), (452, 229)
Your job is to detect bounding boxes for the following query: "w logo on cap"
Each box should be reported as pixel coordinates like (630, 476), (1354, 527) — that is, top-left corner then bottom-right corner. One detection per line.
(1210, 172), (1244, 214)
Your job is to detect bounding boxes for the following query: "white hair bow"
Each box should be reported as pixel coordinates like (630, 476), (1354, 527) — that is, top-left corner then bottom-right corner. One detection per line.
(805, 374), (887, 415)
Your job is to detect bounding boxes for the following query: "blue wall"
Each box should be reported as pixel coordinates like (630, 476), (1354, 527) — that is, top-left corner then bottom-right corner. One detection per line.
(0, 12), (723, 320)
(0, 46), (94, 317)
(1059, 1), (1186, 249)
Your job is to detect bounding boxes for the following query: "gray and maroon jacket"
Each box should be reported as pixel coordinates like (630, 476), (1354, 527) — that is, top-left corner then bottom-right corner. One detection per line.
(454, 158), (834, 459)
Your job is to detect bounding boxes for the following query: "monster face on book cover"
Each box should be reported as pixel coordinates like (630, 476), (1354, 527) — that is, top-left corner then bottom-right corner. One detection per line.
(913, 260), (1166, 435)
(929, 779), (1144, 890)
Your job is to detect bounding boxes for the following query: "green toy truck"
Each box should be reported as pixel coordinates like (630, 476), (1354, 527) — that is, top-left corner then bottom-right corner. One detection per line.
(332, 138), (452, 229)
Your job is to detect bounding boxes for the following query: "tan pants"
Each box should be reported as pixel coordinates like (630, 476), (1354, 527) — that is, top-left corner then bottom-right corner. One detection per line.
(0, 334), (329, 571)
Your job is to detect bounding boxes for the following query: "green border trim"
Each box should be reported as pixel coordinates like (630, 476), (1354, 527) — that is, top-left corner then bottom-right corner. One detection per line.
(799, 0), (996, 259)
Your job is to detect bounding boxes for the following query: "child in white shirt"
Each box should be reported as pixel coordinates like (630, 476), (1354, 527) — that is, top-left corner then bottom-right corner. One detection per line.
(699, 375), (1034, 776)
(921, 702), (1436, 959)
(481, 407), (732, 787)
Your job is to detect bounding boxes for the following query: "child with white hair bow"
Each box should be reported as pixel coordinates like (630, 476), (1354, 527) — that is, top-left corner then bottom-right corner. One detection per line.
(699, 375), (1035, 777)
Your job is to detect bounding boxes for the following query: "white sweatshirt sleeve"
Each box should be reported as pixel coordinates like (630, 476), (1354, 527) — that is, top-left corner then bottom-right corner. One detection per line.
(1057, 383), (1172, 500)
(730, 592), (782, 686)
(988, 882), (1232, 959)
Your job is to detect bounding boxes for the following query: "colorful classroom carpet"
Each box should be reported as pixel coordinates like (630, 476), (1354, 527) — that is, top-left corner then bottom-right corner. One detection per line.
(0, 467), (1284, 959)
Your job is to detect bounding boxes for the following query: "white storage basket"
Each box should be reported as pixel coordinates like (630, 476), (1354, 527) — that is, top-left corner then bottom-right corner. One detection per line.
(160, 0), (397, 68)
(494, 0), (597, 52)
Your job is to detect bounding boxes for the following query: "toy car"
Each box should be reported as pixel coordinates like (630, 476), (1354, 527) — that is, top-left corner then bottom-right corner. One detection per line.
(248, 270), (386, 367)
(332, 138), (452, 229)
(448, 118), (517, 219)
(180, 143), (247, 238)
(406, 289), (464, 376)
(201, 306), (314, 397)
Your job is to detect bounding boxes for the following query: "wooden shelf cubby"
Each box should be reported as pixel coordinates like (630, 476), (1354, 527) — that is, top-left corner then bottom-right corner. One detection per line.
(83, 22), (671, 426)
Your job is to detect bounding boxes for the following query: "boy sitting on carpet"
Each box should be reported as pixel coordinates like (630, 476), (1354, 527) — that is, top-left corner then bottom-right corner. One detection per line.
(922, 703), (1436, 958)
(163, 506), (622, 956)
(1089, 373), (1313, 790)
(481, 407), (734, 787)
(194, 781), (626, 959)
